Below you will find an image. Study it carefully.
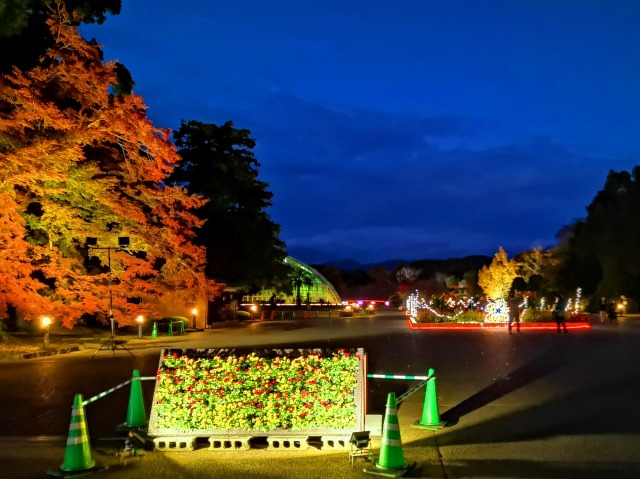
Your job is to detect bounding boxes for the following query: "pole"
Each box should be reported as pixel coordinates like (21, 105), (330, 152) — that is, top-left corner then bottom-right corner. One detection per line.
(137, 324), (142, 339)
(43, 325), (50, 349)
(108, 247), (115, 338)
(367, 373), (430, 381)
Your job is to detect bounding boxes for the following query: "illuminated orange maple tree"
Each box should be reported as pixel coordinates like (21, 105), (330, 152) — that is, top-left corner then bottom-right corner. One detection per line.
(0, 7), (220, 327)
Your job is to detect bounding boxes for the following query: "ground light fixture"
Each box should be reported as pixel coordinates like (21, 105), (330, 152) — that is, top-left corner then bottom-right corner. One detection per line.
(250, 304), (257, 319)
(136, 315), (144, 339)
(41, 316), (52, 349)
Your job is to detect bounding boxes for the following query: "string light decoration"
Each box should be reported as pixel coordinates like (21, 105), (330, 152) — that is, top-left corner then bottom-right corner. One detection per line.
(407, 287), (584, 324)
(407, 291), (481, 321)
(406, 291), (428, 318)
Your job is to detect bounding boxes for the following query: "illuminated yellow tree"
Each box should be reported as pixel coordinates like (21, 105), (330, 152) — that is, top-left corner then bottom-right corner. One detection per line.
(478, 247), (519, 301)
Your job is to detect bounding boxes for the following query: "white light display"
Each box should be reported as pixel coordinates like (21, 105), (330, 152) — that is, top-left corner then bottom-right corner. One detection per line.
(485, 298), (509, 323)
(406, 291), (428, 318)
(406, 291), (479, 321)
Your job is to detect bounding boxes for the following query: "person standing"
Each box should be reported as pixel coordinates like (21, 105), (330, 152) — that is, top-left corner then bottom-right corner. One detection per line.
(507, 293), (521, 334)
(599, 297), (607, 324)
(553, 295), (568, 333)
(607, 302), (617, 325)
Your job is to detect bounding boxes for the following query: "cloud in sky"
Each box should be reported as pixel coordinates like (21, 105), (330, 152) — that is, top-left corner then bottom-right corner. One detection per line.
(82, 1), (640, 264)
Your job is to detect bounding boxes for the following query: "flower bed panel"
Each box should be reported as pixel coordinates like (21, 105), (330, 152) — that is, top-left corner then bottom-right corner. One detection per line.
(148, 348), (365, 437)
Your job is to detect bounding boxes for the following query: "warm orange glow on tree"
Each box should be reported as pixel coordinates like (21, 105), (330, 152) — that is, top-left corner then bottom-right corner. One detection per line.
(478, 247), (518, 301)
(0, 6), (220, 327)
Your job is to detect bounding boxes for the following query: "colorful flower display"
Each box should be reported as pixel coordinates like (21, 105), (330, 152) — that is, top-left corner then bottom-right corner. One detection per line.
(152, 349), (361, 433)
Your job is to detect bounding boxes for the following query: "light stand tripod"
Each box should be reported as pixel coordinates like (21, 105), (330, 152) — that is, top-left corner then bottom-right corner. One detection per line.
(87, 237), (135, 358)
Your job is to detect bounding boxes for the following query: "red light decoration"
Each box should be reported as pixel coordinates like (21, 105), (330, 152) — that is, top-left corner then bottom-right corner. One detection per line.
(407, 319), (591, 331)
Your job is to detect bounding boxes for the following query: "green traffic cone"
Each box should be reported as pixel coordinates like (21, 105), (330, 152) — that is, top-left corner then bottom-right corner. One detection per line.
(377, 392), (407, 470)
(125, 369), (147, 428)
(364, 393), (415, 477)
(412, 368), (446, 430)
(167, 322), (173, 336)
(60, 394), (96, 473)
(151, 321), (158, 339)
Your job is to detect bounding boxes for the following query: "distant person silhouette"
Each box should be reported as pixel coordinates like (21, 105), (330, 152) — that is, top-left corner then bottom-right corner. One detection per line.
(607, 302), (617, 325)
(553, 295), (568, 333)
(599, 297), (607, 324)
(507, 293), (521, 334)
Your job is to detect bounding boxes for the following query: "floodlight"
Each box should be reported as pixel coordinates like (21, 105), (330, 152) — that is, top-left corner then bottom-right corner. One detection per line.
(349, 431), (371, 448)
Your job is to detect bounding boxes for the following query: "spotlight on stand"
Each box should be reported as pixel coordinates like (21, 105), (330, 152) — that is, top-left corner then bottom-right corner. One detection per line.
(349, 431), (373, 465)
(86, 236), (134, 358)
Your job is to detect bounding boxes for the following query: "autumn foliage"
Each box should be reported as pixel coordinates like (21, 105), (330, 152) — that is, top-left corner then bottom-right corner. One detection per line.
(0, 7), (220, 327)
(477, 247), (519, 301)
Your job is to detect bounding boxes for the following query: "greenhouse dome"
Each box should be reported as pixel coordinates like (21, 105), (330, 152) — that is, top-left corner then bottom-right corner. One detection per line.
(242, 256), (341, 305)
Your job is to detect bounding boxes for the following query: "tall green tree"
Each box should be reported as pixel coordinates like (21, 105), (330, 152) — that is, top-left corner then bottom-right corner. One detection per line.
(0, 7), (218, 327)
(562, 167), (640, 308)
(169, 120), (289, 290)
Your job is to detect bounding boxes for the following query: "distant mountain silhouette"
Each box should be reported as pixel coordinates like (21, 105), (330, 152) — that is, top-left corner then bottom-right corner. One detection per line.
(317, 259), (406, 271)
(316, 255), (491, 273)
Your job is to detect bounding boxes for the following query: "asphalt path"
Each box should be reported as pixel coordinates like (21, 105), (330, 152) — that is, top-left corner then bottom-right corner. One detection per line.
(1, 312), (639, 478)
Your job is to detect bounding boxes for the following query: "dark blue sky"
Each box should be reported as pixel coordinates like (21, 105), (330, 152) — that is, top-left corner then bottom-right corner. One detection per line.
(82, 1), (640, 265)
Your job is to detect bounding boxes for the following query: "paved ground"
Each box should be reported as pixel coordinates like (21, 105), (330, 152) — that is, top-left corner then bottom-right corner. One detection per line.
(2, 314), (640, 478)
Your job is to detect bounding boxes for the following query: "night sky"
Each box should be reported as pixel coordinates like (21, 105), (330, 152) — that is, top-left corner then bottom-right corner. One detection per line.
(81, 1), (640, 265)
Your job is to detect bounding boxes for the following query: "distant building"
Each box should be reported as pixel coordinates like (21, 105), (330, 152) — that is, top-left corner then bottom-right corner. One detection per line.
(243, 256), (341, 305)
